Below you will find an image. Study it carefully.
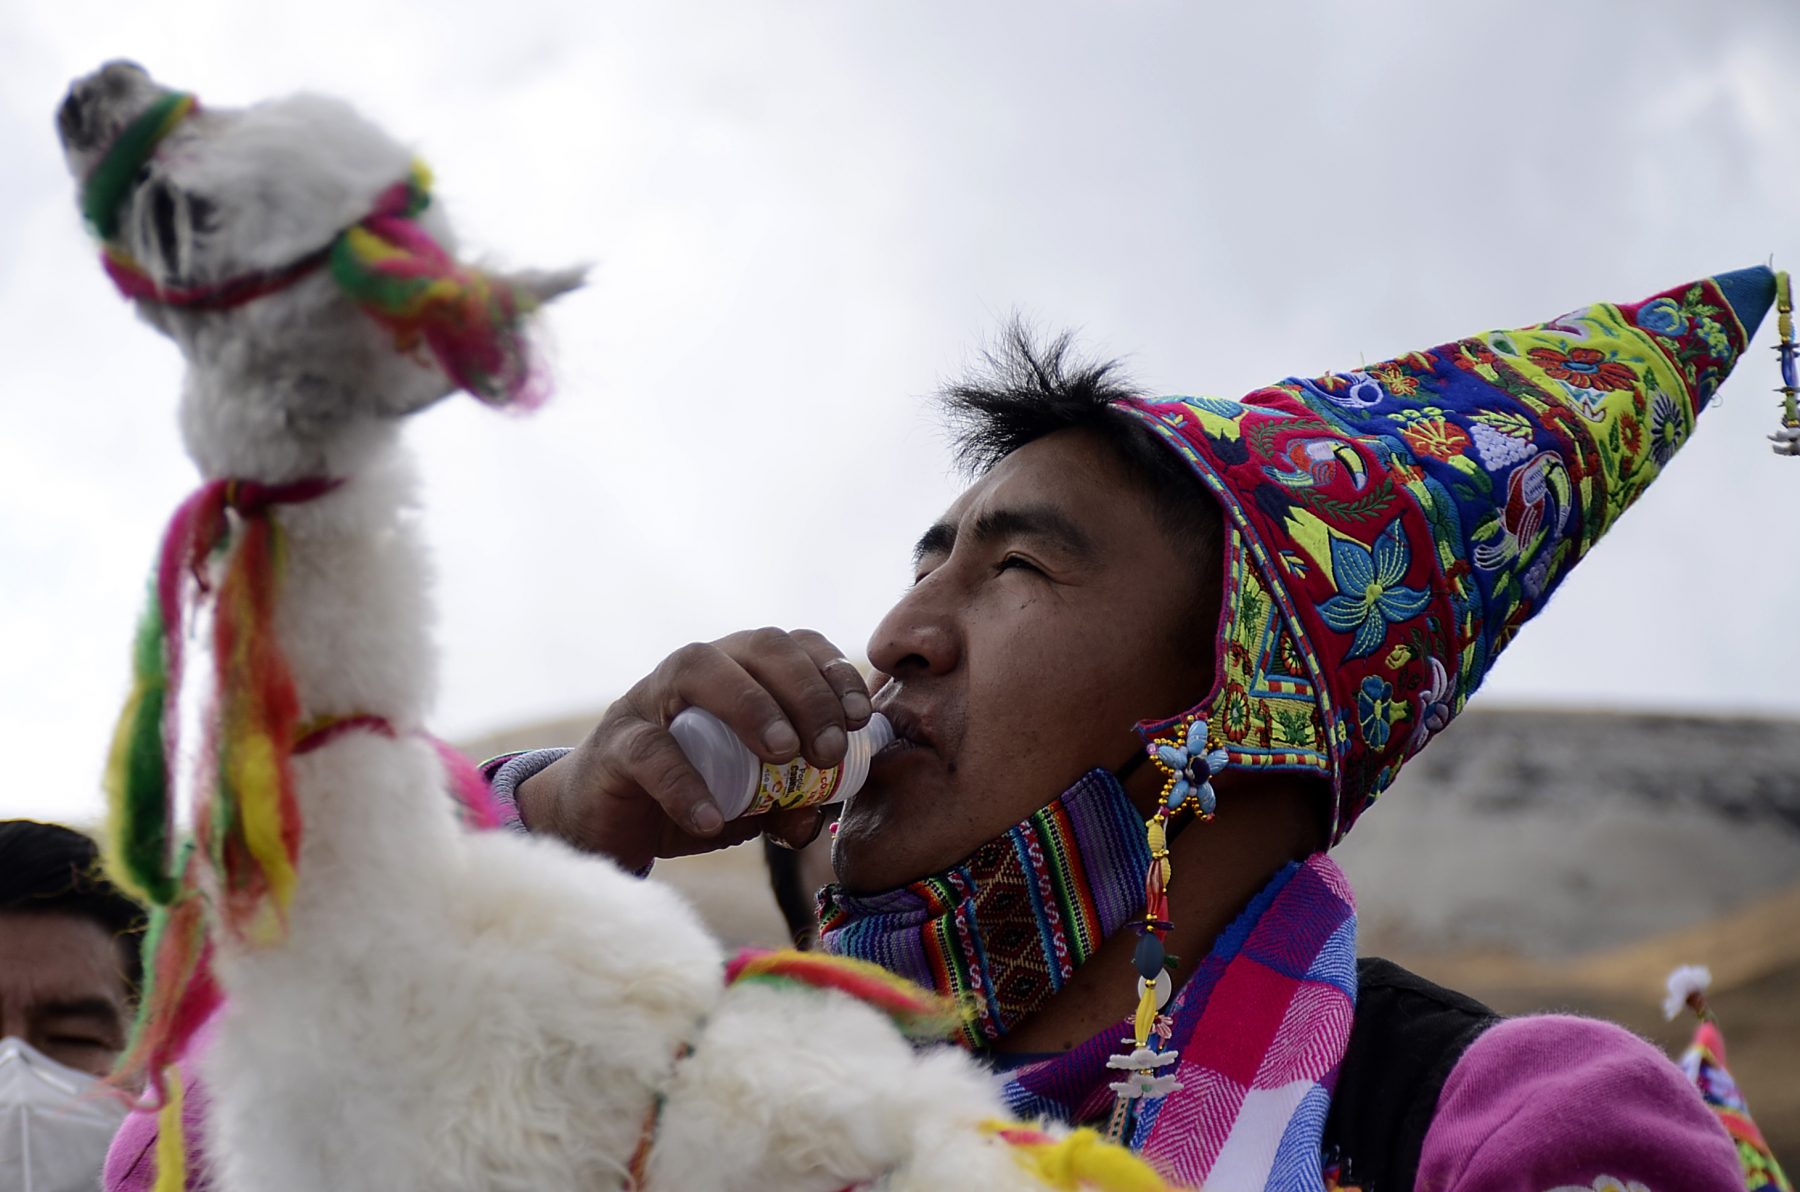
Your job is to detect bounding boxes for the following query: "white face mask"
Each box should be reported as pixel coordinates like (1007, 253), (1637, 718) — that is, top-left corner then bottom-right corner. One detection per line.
(0, 1036), (128, 1192)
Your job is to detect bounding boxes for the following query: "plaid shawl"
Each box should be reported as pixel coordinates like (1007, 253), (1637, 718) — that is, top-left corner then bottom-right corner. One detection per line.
(1000, 854), (1357, 1190)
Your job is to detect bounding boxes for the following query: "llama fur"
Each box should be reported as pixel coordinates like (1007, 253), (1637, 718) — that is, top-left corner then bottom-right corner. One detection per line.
(61, 62), (1130, 1191)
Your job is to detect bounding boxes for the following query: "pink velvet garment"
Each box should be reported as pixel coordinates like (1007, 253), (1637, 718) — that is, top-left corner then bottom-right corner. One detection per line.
(104, 1014), (216, 1191)
(1417, 1015), (1743, 1192)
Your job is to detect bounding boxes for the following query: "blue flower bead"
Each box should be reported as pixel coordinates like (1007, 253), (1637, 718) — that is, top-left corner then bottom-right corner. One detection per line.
(1153, 717), (1228, 814)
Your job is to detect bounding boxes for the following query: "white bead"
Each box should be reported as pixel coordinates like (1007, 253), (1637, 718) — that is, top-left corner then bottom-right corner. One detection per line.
(1136, 969), (1172, 1010)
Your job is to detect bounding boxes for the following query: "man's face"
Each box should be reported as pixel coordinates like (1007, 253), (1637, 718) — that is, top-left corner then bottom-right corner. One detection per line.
(834, 428), (1213, 893)
(0, 911), (131, 1077)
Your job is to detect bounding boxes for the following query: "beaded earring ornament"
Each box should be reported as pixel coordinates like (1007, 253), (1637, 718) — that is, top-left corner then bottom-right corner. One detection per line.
(1101, 714), (1226, 1144)
(1771, 272), (1799, 457)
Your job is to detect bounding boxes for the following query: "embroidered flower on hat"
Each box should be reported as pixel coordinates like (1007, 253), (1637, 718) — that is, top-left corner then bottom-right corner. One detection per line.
(1369, 362), (1422, 398)
(1149, 717), (1228, 815)
(1637, 296), (1689, 337)
(1619, 411), (1644, 456)
(1356, 676), (1403, 749)
(1391, 407), (1471, 462)
(1528, 344), (1638, 392)
(1649, 391), (1684, 464)
(1408, 419), (1468, 461)
(1317, 520), (1433, 660)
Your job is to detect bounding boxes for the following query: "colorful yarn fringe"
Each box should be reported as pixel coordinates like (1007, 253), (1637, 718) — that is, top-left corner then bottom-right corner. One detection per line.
(329, 163), (543, 409)
(426, 733), (505, 831)
(725, 948), (968, 1040)
(102, 477), (336, 1157)
(978, 1121), (1176, 1191)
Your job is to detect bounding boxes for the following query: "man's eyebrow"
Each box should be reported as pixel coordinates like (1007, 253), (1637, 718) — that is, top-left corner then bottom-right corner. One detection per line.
(912, 522), (958, 566)
(912, 505), (1099, 568)
(971, 505), (1099, 562)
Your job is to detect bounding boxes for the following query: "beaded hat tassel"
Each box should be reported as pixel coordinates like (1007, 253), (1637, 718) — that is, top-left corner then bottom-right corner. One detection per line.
(1102, 715), (1224, 1144)
(1771, 271), (1798, 457)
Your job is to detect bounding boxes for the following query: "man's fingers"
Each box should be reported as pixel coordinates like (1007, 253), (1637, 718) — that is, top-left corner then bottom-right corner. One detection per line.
(611, 720), (725, 836)
(790, 630), (873, 727)
(542, 629), (873, 869)
(736, 628), (851, 767)
(657, 642), (800, 759)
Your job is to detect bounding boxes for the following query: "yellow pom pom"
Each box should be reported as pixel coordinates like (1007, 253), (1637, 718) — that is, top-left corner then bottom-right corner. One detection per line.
(982, 1121), (1179, 1190)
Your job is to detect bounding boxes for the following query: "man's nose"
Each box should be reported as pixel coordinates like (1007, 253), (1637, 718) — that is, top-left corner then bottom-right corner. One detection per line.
(866, 578), (960, 679)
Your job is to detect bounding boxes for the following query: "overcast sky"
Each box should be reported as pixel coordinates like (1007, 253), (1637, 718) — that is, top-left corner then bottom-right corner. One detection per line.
(5, 0), (1798, 825)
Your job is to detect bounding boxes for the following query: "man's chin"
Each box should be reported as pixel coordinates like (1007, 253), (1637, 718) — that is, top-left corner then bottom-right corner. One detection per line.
(831, 762), (948, 895)
(843, 742), (937, 815)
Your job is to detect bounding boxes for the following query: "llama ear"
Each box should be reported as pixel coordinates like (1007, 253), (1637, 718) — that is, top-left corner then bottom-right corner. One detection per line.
(503, 264), (588, 308)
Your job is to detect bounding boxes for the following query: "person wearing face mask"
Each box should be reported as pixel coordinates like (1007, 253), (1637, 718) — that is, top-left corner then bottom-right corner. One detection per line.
(0, 820), (144, 1192)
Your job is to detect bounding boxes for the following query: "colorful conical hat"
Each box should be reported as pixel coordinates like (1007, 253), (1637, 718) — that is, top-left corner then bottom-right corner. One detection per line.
(1665, 966), (1793, 1192)
(1116, 268), (1777, 840)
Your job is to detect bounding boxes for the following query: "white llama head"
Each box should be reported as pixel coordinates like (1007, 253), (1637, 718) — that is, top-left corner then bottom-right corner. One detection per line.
(58, 61), (583, 473)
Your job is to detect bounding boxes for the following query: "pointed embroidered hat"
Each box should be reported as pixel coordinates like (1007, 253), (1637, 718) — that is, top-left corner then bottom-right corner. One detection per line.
(1115, 267), (1778, 842)
(1665, 965), (1794, 1192)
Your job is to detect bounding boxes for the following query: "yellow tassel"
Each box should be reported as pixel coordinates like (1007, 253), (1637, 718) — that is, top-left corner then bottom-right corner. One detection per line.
(101, 683), (155, 904)
(228, 730), (297, 917)
(152, 1067), (187, 1192)
(984, 1122), (1178, 1190)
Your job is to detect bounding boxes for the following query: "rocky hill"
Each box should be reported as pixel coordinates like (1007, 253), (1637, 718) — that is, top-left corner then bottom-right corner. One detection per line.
(1334, 706), (1800, 956)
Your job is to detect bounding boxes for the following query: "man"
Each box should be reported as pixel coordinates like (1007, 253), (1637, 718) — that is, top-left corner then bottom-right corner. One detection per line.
(500, 268), (1781, 1189)
(0, 819), (144, 1190)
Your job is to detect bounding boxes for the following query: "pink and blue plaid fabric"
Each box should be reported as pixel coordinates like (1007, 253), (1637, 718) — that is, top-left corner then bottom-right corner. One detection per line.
(1002, 853), (1357, 1189)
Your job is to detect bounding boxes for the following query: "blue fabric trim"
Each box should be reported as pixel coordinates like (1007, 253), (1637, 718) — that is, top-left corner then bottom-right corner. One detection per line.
(483, 747), (570, 834)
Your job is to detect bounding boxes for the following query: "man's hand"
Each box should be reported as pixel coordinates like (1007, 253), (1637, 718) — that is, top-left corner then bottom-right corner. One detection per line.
(515, 628), (873, 874)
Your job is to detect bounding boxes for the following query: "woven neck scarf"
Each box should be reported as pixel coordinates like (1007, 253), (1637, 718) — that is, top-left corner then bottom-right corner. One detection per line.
(817, 769), (1151, 1048)
(1000, 854), (1357, 1190)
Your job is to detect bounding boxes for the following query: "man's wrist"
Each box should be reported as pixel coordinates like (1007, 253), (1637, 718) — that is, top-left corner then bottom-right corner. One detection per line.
(484, 749), (656, 879)
(513, 763), (560, 833)
(483, 748), (572, 834)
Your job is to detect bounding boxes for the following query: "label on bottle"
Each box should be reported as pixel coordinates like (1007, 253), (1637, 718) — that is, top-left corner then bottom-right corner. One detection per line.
(746, 757), (845, 816)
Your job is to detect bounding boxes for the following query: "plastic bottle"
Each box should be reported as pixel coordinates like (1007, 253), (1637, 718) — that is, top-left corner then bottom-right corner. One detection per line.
(667, 708), (895, 820)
